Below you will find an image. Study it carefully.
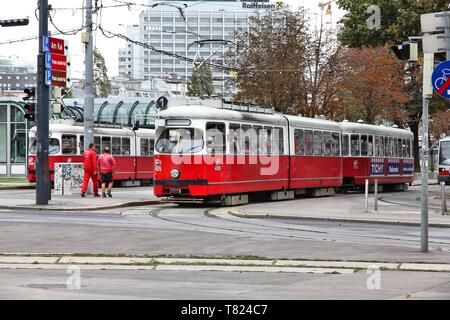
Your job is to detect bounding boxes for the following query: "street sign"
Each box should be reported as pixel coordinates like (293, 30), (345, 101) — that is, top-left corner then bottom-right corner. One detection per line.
(432, 60), (450, 99)
(43, 36), (69, 55)
(45, 70), (70, 87)
(45, 52), (69, 72)
(421, 11), (450, 33)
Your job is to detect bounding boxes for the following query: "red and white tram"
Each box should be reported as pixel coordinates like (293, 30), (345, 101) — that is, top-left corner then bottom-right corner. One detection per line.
(27, 119), (155, 185)
(153, 98), (414, 204)
(340, 121), (414, 190)
(438, 136), (450, 185)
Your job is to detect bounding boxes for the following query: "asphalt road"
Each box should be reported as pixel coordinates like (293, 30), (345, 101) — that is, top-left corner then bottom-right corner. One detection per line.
(1, 189), (450, 299)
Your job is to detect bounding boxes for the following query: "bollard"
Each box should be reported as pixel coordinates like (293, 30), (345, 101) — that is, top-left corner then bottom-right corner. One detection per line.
(441, 182), (448, 215)
(374, 179), (378, 212)
(365, 179), (369, 213)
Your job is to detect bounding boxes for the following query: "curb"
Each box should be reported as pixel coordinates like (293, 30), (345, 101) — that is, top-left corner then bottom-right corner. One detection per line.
(0, 200), (161, 212)
(0, 185), (35, 191)
(226, 211), (450, 229)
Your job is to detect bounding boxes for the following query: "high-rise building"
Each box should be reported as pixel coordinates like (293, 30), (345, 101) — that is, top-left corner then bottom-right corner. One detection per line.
(119, 0), (284, 95)
(118, 25), (142, 80)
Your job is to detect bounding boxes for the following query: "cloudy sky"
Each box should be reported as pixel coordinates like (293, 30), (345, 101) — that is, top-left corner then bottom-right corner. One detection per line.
(0, 0), (345, 79)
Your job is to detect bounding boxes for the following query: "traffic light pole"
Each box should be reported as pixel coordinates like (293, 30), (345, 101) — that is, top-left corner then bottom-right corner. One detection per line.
(83, 0), (95, 150)
(36, 0), (50, 205)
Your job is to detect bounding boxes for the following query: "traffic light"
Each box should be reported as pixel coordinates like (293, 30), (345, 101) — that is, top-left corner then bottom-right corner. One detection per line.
(23, 88), (36, 122)
(391, 42), (418, 61)
(23, 87), (36, 101)
(0, 18), (29, 27)
(24, 103), (36, 121)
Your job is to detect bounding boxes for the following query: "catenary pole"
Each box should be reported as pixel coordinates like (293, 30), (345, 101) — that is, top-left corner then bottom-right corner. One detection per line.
(36, 0), (50, 205)
(84, 0), (94, 150)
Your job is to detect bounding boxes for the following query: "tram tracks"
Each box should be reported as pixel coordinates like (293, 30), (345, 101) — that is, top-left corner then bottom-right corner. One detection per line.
(149, 206), (450, 251)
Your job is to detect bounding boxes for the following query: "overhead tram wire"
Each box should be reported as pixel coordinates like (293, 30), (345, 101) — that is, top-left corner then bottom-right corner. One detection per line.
(97, 25), (237, 72)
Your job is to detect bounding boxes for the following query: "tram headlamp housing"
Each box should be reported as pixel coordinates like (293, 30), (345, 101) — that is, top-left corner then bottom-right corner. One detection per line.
(170, 169), (180, 179)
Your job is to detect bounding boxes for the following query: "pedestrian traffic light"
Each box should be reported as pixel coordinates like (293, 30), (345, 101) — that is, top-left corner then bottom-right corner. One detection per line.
(0, 18), (29, 27)
(391, 42), (418, 61)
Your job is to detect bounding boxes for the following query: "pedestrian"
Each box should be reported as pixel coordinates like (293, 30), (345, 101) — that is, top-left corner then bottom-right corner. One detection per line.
(97, 146), (116, 198)
(81, 143), (100, 197)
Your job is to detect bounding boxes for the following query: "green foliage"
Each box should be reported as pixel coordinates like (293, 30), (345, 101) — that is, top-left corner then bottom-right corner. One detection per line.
(93, 48), (111, 98)
(187, 60), (215, 97)
(337, 0), (450, 47)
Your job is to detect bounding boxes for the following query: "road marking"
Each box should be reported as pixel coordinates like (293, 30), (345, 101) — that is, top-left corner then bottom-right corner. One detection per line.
(0, 209), (13, 212)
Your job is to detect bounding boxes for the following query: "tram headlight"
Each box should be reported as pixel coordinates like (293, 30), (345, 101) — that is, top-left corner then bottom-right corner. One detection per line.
(170, 169), (180, 179)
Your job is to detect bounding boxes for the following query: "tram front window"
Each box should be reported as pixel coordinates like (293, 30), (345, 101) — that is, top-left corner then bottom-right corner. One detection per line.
(440, 141), (450, 166)
(156, 128), (204, 154)
(29, 138), (60, 155)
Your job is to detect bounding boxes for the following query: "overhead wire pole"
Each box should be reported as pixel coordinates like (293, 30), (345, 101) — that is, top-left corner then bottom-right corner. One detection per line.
(83, 0), (95, 151)
(36, 0), (50, 205)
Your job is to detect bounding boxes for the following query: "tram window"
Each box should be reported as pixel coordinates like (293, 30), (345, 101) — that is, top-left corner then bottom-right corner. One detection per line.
(342, 134), (349, 156)
(273, 127), (284, 154)
(351, 135), (360, 156)
(254, 126), (263, 154)
(242, 125), (252, 155)
(229, 123), (241, 155)
(397, 138), (403, 158)
(149, 139), (155, 156)
(375, 136), (384, 157)
(390, 137), (396, 157)
(79, 136), (84, 153)
(360, 135), (368, 156)
(94, 136), (101, 154)
(29, 138), (60, 155)
(407, 139), (412, 158)
(62, 135), (77, 155)
(112, 137), (121, 155)
(314, 131), (323, 156)
(304, 130), (313, 155)
(156, 128), (203, 154)
(440, 141), (450, 165)
(332, 132), (340, 156)
(294, 129), (304, 155)
(101, 136), (111, 152)
(368, 136), (373, 156)
(323, 132), (332, 156)
(122, 138), (131, 155)
(140, 138), (149, 156)
(264, 127), (273, 155)
(206, 123), (226, 155)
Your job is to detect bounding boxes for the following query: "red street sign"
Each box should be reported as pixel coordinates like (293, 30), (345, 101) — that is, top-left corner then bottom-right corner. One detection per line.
(43, 36), (68, 56)
(49, 70), (68, 88)
(45, 53), (68, 72)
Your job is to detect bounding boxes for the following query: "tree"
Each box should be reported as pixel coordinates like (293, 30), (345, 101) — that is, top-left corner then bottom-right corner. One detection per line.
(94, 48), (111, 98)
(187, 59), (215, 97)
(337, 46), (410, 123)
(431, 111), (450, 140)
(230, 9), (346, 117)
(336, 0), (450, 171)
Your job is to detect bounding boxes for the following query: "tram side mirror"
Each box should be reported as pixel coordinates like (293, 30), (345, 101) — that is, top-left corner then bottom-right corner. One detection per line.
(133, 120), (140, 131)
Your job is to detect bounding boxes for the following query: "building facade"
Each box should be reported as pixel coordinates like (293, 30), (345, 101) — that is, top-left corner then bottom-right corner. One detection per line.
(118, 25), (143, 80)
(119, 0), (283, 95)
(0, 58), (36, 97)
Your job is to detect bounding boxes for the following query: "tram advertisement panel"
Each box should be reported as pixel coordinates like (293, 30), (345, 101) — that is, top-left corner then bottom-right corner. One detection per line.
(403, 160), (414, 176)
(370, 158), (384, 176)
(388, 159), (401, 175)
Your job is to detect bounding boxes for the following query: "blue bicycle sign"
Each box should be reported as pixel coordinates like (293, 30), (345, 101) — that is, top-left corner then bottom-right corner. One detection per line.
(432, 60), (450, 99)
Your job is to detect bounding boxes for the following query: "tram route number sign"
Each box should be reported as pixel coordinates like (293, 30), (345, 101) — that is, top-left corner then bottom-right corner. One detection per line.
(432, 60), (450, 99)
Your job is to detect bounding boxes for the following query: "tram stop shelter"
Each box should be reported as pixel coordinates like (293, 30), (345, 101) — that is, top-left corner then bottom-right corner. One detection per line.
(0, 97), (158, 178)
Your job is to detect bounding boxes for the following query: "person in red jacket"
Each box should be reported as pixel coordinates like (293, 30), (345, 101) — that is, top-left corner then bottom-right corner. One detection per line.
(81, 143), (99, 197)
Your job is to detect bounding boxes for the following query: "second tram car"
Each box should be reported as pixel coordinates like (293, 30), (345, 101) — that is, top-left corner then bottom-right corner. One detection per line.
(153, 98), (414, 204)
(438, 136), (450, 185)
(27, 119), (155, 185)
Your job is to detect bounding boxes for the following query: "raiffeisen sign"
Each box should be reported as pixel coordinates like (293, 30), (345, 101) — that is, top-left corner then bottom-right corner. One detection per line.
(242, 1), (283, 9)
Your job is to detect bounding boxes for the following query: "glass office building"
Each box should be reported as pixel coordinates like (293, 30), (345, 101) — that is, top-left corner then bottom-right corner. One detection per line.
(121, 0), (282, 95)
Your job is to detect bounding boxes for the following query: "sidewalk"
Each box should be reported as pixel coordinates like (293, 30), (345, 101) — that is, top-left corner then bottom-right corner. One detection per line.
(213, 185), (450, 228)
(0, 187), (158, 211)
